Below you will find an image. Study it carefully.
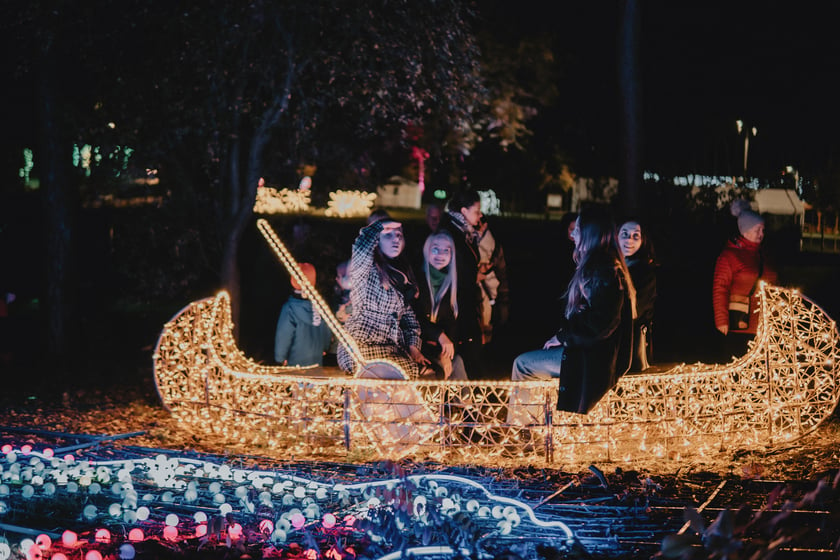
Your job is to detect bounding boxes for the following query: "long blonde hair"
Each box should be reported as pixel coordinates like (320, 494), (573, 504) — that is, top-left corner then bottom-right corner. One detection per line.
(566, 208), (637, 320)
(422, 231), (459, 322)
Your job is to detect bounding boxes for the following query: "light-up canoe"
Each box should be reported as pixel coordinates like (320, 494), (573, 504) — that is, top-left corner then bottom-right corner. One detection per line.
(153, 280), (840, 465)
(153, 219), (840, 464)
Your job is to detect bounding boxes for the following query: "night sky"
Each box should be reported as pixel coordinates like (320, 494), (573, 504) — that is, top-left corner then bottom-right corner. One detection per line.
(4, 2), (840, 181)
(480, 1), (840, 179)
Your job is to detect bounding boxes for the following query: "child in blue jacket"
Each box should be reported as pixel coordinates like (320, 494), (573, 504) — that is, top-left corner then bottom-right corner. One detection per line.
(274, 263), (333, 367)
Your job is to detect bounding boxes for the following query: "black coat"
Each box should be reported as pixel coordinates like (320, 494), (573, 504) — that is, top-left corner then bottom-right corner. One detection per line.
(627, 254), (656, 370)
(411, 269), (460, 356)
(439, 214), (482, 344)
(555, 253), (634, 414)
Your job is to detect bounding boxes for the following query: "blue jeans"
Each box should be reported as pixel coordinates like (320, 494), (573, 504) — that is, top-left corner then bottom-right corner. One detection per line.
(507, 346), (565, 425)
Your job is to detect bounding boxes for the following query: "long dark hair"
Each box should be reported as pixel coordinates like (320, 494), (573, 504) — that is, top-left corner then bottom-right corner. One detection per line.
(566, 208), (637, 319)
(373, 227), (418, 300)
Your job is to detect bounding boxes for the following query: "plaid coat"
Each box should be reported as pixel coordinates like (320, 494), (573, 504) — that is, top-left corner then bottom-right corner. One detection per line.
(337, 221), (422, 377)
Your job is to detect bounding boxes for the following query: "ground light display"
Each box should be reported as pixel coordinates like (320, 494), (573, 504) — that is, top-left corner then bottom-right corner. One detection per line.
(0, 446), (575, 559)
(151, 221), (840, 465)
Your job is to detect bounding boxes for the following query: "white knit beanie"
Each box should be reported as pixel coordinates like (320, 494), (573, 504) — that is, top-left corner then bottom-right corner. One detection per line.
(731, 199), (763, 236)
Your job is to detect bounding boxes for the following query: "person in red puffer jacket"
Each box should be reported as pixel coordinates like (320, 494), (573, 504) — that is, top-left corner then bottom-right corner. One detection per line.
(712, 199), (778, 360)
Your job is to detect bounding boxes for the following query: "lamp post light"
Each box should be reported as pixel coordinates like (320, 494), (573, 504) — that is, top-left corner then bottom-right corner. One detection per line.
(736, 119), (757, 178)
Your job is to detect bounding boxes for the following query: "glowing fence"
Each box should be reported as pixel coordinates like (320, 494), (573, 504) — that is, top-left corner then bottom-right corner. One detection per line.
(153, 284), (840, 464)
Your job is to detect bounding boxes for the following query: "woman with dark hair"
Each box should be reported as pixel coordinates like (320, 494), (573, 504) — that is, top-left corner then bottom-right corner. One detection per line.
(412, 230), (469, 380)
(618, 219), (657, 371)
(439, 189), (484, 375)
(509, 207), (636, 422)
(338, 219), (430, 378)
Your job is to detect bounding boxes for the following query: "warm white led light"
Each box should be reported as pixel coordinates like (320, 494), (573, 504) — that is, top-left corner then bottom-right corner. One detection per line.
(154, 269), (840, 464)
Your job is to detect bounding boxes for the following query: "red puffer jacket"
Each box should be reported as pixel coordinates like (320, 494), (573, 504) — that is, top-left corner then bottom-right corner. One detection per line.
(712, 237), (777, 334)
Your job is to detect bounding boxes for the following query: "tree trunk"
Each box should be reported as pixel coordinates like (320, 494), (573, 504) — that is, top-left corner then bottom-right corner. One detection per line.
(618, 0), (643, 216)
(220, 129), (270, 335)
(38, 43), (78, 374)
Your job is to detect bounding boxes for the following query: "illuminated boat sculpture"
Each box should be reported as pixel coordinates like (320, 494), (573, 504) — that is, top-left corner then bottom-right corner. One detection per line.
(154, 221), (840, 464)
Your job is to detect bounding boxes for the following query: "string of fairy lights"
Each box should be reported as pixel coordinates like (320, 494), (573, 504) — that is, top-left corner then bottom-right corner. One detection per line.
(0, 446), (574, 559)
(154, 246), (840, 465)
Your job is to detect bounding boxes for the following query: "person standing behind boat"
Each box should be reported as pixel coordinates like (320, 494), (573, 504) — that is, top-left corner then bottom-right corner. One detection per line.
(274, 263), (333, 367)
(476, 216), (510, 346)
(439, 190), (484, 377)
(412, 230), (469, 380)
(713, 199), (777, 360)
(338, 219), (430, 378)
(508, 207), (636, 422)
(618, 219), (657, 372)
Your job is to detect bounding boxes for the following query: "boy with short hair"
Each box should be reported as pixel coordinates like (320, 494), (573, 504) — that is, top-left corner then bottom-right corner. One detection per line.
(274, 263), (332, 367)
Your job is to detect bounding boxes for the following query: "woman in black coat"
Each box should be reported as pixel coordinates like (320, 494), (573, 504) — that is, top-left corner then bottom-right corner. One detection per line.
(509, 207), (636, 422)
(618, 219), (656, 371)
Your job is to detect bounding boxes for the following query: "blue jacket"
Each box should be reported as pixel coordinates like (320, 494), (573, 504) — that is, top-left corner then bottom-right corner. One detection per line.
(274, 294), (332, 366)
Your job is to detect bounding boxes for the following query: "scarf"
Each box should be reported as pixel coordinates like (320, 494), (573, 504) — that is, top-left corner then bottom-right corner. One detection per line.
(446, 211), (480, 250)
(427, 265), (451, 323)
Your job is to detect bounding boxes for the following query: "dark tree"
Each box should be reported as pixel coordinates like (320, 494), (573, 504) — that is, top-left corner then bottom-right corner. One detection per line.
(129, 0), (487, 324)
(618, 0), (643, 216)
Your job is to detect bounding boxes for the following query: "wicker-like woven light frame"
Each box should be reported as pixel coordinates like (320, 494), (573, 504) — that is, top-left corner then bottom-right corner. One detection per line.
(153, 282), (840, 464)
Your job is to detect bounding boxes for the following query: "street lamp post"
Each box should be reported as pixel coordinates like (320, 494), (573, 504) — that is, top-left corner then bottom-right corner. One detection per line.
(736, 119), (757, 178)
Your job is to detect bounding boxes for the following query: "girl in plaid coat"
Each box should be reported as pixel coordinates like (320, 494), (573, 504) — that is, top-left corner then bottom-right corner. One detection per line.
(338, 219), (430, 377)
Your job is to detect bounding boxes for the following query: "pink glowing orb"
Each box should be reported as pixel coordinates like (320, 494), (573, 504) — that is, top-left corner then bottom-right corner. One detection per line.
(163, 526), (178, 541)
(61, 531), (78, 548)
(343, 514), (357, 527)
(290, 513), (306, 529)
(63, 454), (75, 463)
(21, 444), (32, 455)
(194, 524), (207, 538)
(26, 543), (43, 560)
(259, 177), (265, 188)
(228, 523), (243, 540)
(51, 554), (68, 560)
(35, 534), (52, 550)
(84, 551), (102, 560)
(94, 529), (110, 544)
(258, 519), (274, 535)
(43, 448), (54, 458)
(322, 513), (337, 529)
(128, 528), (144, 542)
(0, 445), (10, 454)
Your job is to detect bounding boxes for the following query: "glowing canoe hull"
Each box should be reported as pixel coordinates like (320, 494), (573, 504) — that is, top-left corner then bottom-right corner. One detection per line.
(153, 284), (840, 464)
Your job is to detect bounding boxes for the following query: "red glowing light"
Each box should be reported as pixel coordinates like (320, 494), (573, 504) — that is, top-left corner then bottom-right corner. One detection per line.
(61, 531), (78, 547)
(128, 528), (144, 542)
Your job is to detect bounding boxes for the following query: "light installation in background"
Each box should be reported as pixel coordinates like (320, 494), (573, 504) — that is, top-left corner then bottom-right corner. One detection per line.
(412, 147), (429, 193)
(477, 189), (501, 216)
(324, 190), (377, 218)
(253, 184), (312, 214)
(0, 446), (574, 559)
(154, 261), (840, 466)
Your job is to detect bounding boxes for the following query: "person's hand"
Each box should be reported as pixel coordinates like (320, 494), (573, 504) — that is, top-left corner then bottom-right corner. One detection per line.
(409, 346), (430, 366)
(381, 220), (402, 233)
(543, 335), (562, 349)
(440, 355), (453, 379)
(336, 303), (350, 323)
(716, 324), (729, 335)
(438, 333), (455, 360)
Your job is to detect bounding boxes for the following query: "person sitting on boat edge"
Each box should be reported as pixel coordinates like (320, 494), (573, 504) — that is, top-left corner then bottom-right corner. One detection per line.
(412, 230), (469, 380)
(338, 219), (431, 378)
(618, 218), (657, 372)
(274, 262), (333, 367)
(508, 206), (636, 424)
